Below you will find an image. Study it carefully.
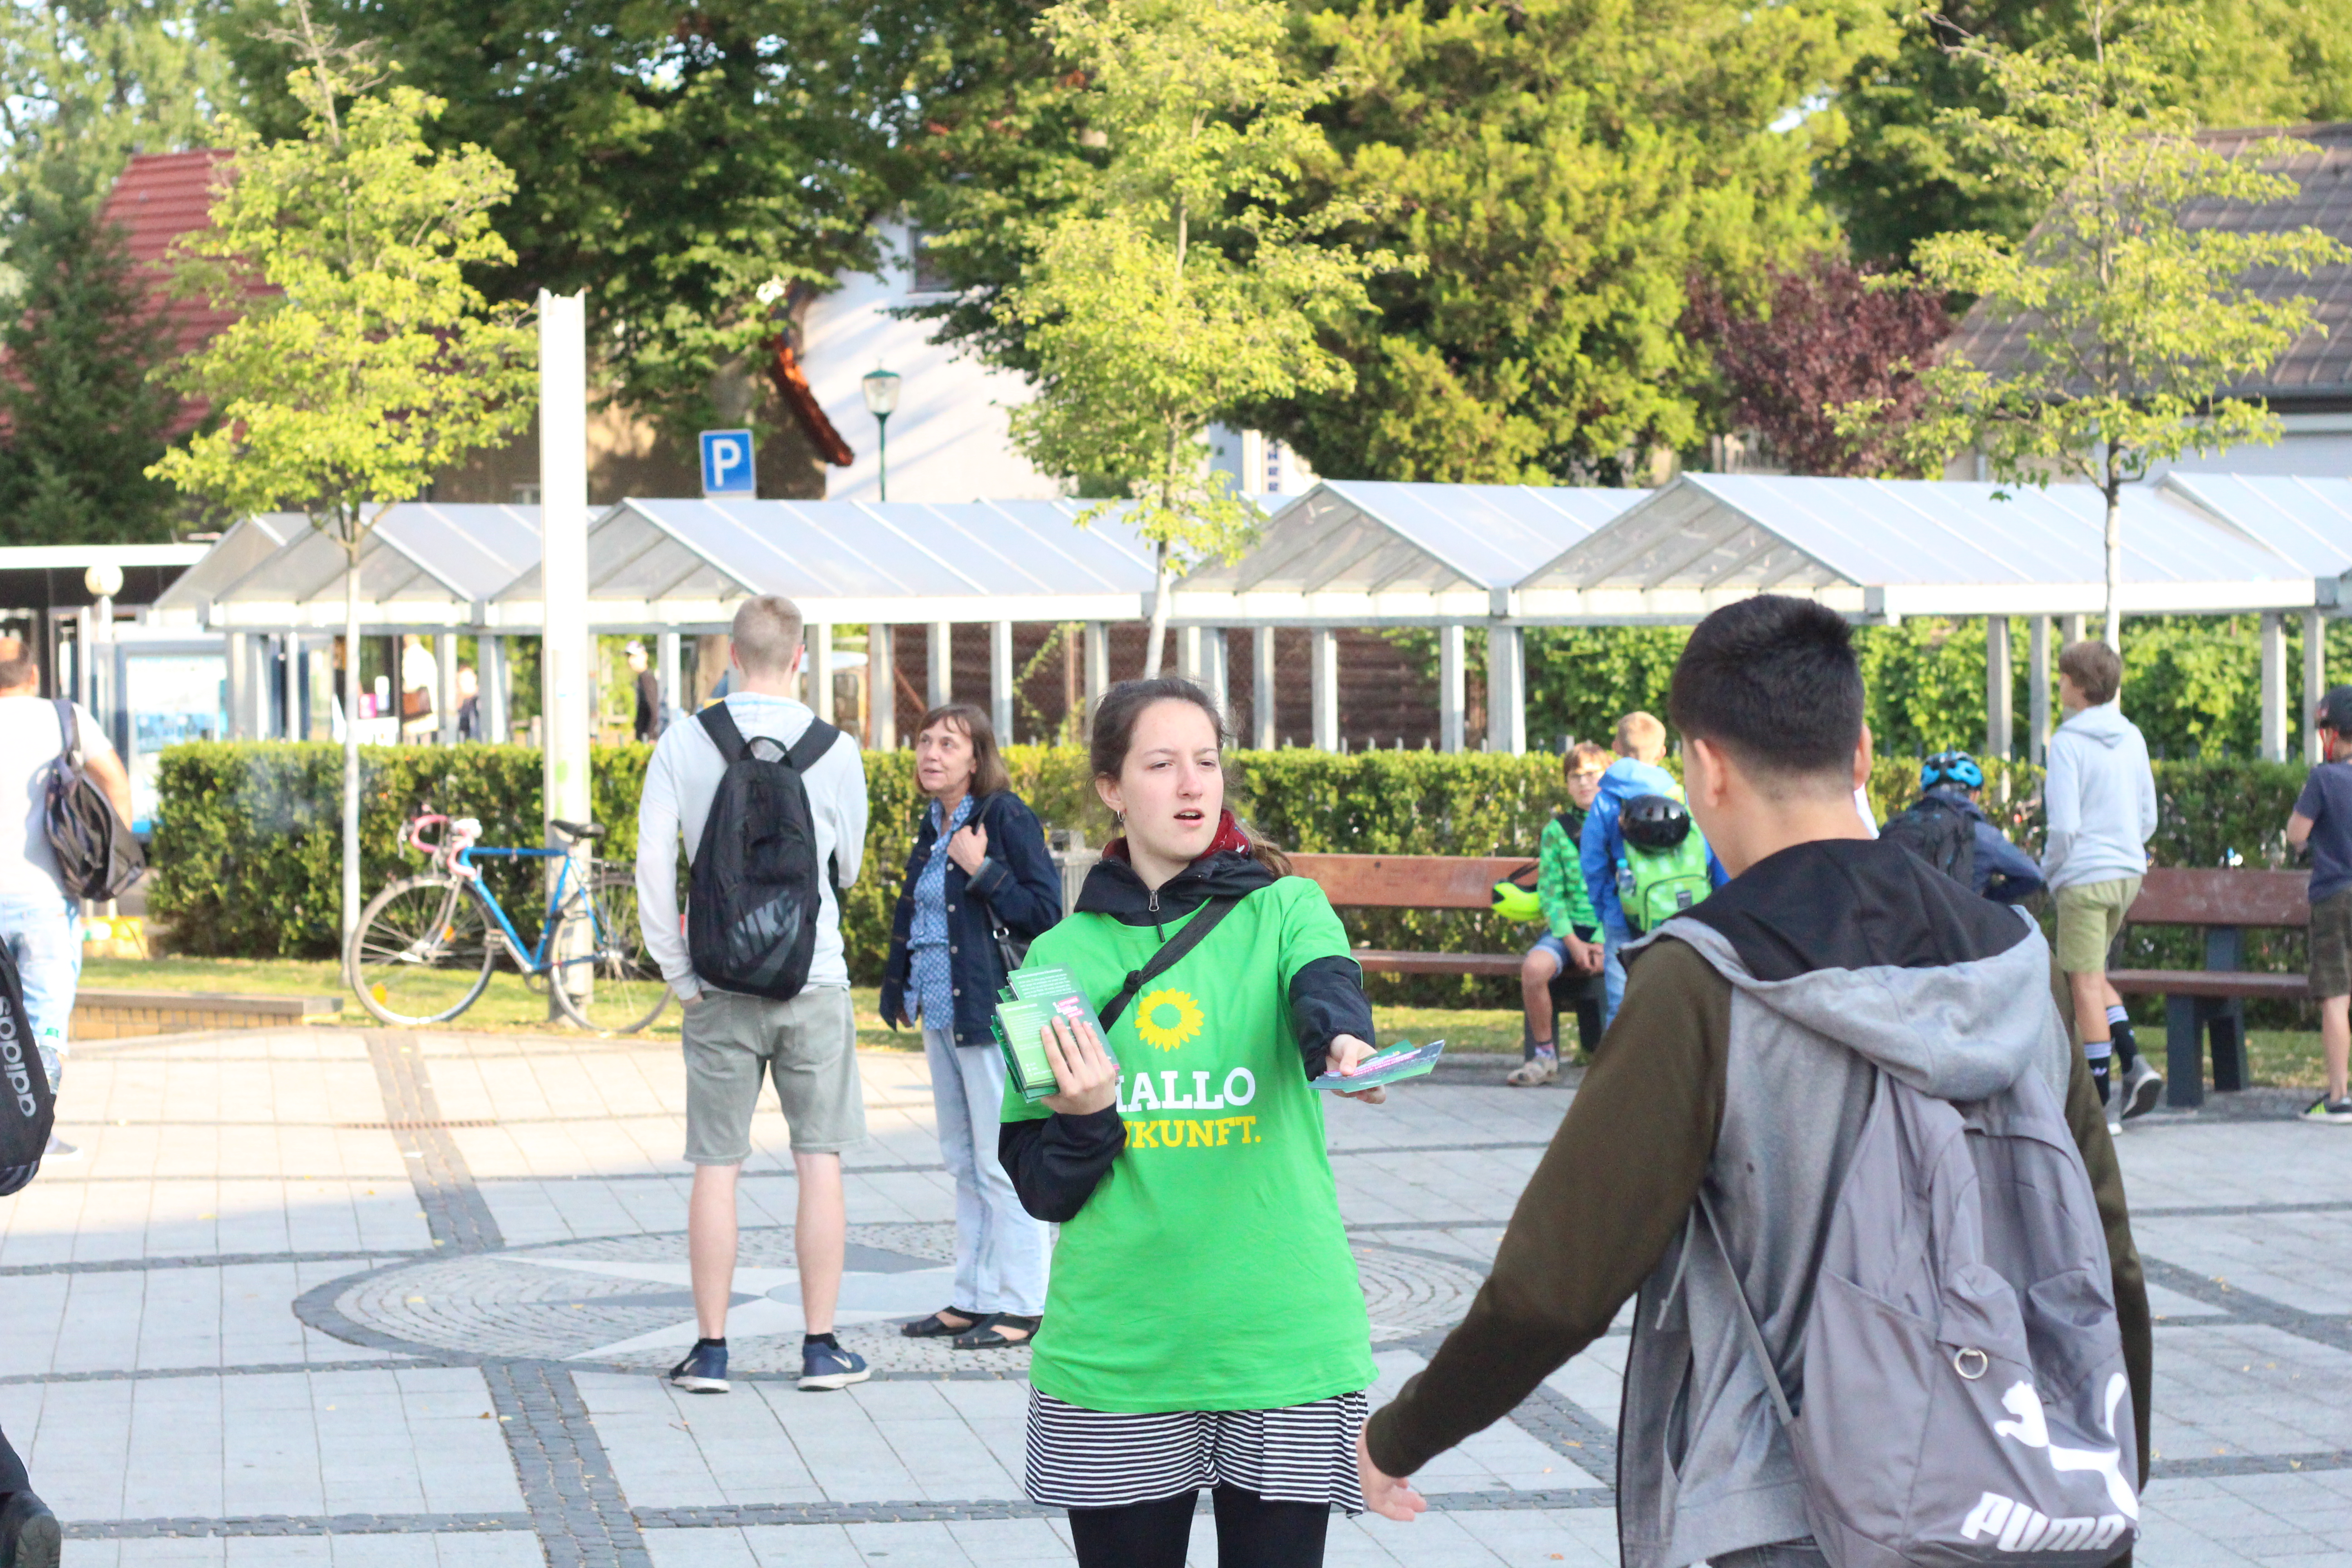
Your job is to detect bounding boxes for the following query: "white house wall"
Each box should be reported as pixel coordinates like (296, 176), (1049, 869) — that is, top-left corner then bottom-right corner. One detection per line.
(801, 220), (1068, 504)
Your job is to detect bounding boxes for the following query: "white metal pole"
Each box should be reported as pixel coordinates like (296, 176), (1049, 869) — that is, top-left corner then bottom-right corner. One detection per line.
(657, 630), (683, 730)
(1439, 624), (1465, 754)
(2029, 615), (2052, 766)
(990, 620), (1014, 741)
(1486, 625), (1525, 754)
(927, 621), (952, 710)
(1310, 629), (1339, 752)
(539, 290), (593, 1016)
(869, 623), (897, 749)
(1200, 628), (1228, 720)
(2261, 611), (2287, 764)
(436, 633), (460, 745)
(1985, 617), (2011, 761)
(1252, 626), (1277, 749)
(2061, 612), (2087, 647)
(806, 625), (833, 725)
(2307, 609), (2328, 766)
(1084, 622), (1109, 712)
(1177, 625), (1203, 683)
(282, 634), (301, 739)
(481, 635), (509, 745)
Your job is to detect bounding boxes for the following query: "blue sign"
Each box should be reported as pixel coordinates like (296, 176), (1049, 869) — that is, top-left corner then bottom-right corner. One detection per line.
(700, 429), (757, 497)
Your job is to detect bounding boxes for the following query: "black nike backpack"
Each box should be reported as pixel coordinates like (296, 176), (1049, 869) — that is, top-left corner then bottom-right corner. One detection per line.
(1882, 792), (1976, 888)
(686, 706), (842, 1000)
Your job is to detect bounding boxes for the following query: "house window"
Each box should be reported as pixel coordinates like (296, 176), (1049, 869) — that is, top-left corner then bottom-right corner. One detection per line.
(908, 227), (953, 294)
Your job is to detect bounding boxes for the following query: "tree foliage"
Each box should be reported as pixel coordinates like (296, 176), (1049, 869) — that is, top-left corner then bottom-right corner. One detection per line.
(0, 192), (180, 542)
(1001, 0), (1386, 674)
(1823, 0), (2352, 268)
(0, 0), (223, 210)
(1684, 255), (1950, 476)
(1245, 0), (1888, 484)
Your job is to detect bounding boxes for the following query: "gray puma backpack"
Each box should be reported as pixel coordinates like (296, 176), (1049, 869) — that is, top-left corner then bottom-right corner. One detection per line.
(1700, 1060), (2139, 1568)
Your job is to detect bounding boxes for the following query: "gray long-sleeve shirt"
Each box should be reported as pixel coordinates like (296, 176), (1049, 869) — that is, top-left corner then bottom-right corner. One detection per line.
(634, 692), (868, 999)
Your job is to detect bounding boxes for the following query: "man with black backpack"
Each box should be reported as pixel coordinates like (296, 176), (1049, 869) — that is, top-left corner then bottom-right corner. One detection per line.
(1881, 750), (2046, 904)
(1359, 596), (2150, 1568)
(637, 596), (872, 1395)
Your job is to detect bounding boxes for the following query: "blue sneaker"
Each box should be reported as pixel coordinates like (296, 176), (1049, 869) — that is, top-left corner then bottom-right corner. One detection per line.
(799, 1338), (870, 1392)
(667, 1339), (729, 1393)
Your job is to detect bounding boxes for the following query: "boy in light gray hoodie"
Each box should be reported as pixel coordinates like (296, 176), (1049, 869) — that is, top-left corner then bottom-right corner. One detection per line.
(2043, 638), (2161, 1122)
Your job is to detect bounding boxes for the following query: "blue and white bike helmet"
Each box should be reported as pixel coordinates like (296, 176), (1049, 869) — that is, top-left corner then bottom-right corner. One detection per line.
(1919, 750), (1984, 791)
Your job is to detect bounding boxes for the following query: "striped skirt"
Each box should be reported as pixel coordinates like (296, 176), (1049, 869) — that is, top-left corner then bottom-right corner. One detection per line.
(1024, 1388), (1370, 1512)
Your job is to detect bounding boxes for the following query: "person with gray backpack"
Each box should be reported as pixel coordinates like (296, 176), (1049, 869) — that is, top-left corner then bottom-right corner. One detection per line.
(637, 595), (871, 1394)
(1358, 595), (2151, 1568)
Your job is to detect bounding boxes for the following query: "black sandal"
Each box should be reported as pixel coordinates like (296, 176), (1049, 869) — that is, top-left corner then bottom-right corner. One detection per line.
(954, 1313), (1039, 1349)
(902, 1307), (986, 1338)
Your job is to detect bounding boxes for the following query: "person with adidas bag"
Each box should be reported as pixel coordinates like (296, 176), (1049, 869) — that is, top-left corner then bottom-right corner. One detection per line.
(636, 595), (872, 1395)
(1360, 595), (2152, 1568)
(1579, 711), (1727, 1029)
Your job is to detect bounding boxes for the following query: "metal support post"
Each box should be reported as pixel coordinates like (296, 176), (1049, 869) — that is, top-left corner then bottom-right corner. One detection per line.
(2262, 612), (2288, 763)
(1310, 629), (1339, 752)
(539, 289), (594, 1019)
(870, 623), (897, 749)
(224, 632), (251, 740)
(2028, 615), (2052, 765)
(805, 625), (833, 725)
(927, 621), (952, 709)
(1200, 628), (1228, 720)
(1083, 622), (1109, 715)
(1252, 627), (1277, 748)
(1177, 625), (1203, 683)
(1486, 624), (1525, 754)
(2060, 613), (2087, 646)
(990, 620), (1015, 741)
(2308, 609), (2328, 765)
(657, 631), (683, 730)
(1985, 616), (2012, 761)
(481, 636), (508, 745)
(437, 633), (460, 745)
(1439, 625), (1466, 753)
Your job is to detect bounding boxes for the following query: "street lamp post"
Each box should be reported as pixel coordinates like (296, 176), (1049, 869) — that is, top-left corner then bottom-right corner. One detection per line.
(862, 366), (902, 501)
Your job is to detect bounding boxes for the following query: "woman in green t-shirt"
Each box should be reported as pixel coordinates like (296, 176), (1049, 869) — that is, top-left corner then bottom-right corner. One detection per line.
(1000, 677), (1390, 1568)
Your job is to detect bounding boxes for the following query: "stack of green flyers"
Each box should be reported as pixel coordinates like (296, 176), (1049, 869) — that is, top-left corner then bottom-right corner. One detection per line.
(990, 965), (1108, 1103)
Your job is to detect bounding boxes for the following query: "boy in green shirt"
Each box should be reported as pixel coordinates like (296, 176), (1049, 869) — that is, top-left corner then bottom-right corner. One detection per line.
(1509, 742), (1612, 1087)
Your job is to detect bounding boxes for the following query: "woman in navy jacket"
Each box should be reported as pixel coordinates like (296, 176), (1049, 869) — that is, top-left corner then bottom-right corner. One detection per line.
(881, 703), (1065, 1348)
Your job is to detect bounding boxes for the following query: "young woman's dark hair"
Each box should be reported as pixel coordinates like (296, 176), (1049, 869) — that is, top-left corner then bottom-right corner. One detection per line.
(1087, 677), (1293, 877)
(916, 702), (1012, 798)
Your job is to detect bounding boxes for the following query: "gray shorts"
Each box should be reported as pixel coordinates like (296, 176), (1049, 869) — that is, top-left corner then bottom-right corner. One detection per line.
(681, 985), (865, 1162)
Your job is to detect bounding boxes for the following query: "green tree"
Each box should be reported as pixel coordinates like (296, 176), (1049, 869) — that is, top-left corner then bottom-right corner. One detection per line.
(1864, 0), (2351, 647)
(1823, 0), (2352, 268)
(150, 7), (534, 938)
(0, 191), (181, 542)
(0, 0), (224, 208)
(1001, 0), (1385, 675)
(1250, 0), (1884, 484)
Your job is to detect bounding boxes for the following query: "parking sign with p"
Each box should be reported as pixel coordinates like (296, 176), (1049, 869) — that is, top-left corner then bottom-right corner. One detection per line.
(700, 429), (756, 497)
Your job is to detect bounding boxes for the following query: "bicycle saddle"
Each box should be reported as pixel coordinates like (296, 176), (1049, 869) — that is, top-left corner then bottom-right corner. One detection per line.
(549, 818), (605, 840)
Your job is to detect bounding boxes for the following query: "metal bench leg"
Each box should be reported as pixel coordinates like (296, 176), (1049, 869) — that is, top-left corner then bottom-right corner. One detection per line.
(2166, 994), (2204, 1108)
(2210, 998), (2249, 1093)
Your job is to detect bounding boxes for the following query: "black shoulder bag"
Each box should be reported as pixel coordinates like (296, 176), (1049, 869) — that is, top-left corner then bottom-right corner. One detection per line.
(1098, 896), (1243, 1032)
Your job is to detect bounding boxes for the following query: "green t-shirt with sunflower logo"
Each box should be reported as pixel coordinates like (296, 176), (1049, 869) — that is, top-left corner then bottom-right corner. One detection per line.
(1003, 876), (1377, 1413)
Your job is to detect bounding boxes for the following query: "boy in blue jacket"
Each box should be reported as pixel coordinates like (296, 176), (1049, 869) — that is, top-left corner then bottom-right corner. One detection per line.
(1581, 712), (1728, 1027)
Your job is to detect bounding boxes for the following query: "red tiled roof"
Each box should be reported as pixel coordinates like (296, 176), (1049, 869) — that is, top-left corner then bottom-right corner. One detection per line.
(98, 149), (270, 437)
(1946, 122), (2352, 410)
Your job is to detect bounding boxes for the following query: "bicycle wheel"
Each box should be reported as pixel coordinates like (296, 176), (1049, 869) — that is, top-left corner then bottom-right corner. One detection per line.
(346, 874), (499, 1026)
(551, 868), (670, 1035)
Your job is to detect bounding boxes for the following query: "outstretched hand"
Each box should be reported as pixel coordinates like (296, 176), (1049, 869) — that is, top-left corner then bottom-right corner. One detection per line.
(1357, 1429), (1426, 1522)
(1326, 1034), (1388, 1104)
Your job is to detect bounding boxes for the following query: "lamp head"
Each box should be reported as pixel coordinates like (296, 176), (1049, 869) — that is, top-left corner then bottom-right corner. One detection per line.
(861, 367), (902, 418)
(84, 563), (123, 598)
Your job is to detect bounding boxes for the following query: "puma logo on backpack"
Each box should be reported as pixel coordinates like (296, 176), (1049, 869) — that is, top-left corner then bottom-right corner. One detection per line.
(685, 705), (841, 1000)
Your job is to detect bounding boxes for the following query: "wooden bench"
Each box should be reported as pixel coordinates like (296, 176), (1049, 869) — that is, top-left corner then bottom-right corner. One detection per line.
(2109, 867), (2309, 1108)
(1290, 853), (1606, 1050)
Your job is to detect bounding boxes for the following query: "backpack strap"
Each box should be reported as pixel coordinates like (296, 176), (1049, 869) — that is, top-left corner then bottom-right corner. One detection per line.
(52, 698), (77, 768)
(785, 719), (842, 774)
(1694, 1189), (1797, 1427)
(1099, 895), (1242, 1033)
(696, 701), (749, 764)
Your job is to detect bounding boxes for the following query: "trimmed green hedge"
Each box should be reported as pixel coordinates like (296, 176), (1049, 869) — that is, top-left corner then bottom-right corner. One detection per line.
(148, 742), (2321, 1012)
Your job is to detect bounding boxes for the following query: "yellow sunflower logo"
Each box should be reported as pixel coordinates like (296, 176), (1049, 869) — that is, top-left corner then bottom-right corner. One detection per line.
(1132, 988), (1204, 1052)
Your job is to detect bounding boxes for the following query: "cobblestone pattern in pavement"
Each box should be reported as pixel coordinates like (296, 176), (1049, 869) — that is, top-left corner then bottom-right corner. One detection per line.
(16, 1026), (2352, 1567)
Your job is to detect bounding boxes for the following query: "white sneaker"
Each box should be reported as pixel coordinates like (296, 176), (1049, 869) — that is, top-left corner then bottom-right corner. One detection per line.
(2119, 1060), (2164, 1121)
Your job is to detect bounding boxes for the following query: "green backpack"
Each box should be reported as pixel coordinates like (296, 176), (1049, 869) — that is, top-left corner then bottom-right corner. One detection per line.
(1615, 794), (1713, 934)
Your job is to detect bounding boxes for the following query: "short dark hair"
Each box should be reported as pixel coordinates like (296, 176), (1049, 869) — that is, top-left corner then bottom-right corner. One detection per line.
(915, 702), (1011, 798)
(2058, 639), (2121, 706)
(1668, 595), (1864, 784)
(0, 637), (34, 694)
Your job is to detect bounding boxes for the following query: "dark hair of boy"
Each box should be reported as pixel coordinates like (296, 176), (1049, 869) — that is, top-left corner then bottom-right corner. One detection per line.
(2058, 639), (2122, 706)
(1667, 594), (1863, 790)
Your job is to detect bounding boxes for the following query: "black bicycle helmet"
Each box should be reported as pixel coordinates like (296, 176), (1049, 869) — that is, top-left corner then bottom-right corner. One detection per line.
(1620, 793), (1693, 851)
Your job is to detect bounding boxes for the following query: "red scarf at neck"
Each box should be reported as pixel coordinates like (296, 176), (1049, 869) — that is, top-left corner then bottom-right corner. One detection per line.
(1104, 808), (1253, 866)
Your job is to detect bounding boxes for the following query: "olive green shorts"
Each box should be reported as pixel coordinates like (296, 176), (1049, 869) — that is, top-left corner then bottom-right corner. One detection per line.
(2310, 888), (2352, 1000)
(681, 985), (865, 1162)
(2048, 876), (2142, 1031)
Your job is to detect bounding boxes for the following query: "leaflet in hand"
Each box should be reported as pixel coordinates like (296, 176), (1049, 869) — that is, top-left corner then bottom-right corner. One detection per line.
(991, 966), (1107, 1103)
(1310, 1039), (1445, 1093)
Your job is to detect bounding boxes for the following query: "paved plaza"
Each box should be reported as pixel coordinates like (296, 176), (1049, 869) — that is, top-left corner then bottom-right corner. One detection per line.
(4, 1026), (2351, 1567)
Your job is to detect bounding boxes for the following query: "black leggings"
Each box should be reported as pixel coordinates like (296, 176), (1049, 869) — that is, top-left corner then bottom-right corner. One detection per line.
(1069, 1484), (1330, 1568)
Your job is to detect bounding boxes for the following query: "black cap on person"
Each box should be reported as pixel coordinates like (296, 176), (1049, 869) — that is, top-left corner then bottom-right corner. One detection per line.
(2319, 686), (2352, 734)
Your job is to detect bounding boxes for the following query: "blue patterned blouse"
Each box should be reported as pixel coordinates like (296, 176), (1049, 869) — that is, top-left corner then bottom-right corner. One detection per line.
(908, 793), (975, 1027)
